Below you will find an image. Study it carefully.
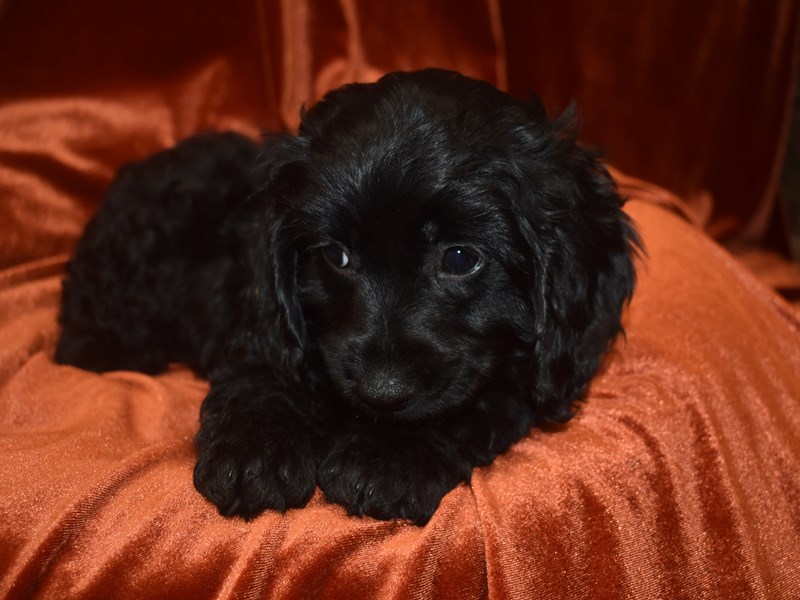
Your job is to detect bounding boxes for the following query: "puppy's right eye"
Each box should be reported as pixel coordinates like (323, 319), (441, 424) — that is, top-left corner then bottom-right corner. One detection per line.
(440, 246), (481, 276)
(322, 244), (351, 269)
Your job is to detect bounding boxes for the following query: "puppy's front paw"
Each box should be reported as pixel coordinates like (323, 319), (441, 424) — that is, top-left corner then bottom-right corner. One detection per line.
(318, 430), (472, 525)
(193, 417), (318, 519)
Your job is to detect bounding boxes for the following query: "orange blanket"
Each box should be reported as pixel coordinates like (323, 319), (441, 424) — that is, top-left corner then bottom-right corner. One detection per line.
(2, 188), (799, 598)
(2, 1), (799, 597)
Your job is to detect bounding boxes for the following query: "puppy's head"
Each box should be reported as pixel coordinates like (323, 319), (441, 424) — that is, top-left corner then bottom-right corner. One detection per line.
(259, 69), (639, 423)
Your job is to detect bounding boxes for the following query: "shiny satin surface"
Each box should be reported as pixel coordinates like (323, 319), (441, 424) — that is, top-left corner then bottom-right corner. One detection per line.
(502, 0), (800, 244)
(2, 0), (798, 270)
(1, 1), (800, 597)
(1, 195), (799, 598)
(0, 0), (505, 270)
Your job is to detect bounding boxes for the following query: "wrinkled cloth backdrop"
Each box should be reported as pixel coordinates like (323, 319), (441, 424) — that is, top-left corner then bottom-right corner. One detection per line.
(1, 1), (799, 599)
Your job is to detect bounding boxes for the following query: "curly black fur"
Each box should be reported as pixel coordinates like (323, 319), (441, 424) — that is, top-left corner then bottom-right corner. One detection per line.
(56, 69), (640, 525)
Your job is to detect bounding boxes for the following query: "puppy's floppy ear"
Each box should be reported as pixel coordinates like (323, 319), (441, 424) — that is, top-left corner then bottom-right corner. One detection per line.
(243, 134), (309, 372)
(511, 101), (641, 422)
(266, 208), (306, 369)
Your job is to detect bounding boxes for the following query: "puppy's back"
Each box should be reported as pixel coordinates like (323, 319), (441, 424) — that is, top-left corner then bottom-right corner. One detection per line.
(56, 132), (259, 375)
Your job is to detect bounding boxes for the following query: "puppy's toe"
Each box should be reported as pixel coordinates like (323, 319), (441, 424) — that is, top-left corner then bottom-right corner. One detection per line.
(193, 431), (317, 519)
(318, 433), (470, 525)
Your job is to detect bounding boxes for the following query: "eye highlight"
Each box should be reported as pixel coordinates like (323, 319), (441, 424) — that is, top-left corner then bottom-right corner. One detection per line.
(440, 246), (481, 276)
(321, 244), (351, 269)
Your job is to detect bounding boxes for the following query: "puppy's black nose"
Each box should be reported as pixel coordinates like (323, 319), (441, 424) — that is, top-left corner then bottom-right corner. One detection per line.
(355, 370), (414, 412)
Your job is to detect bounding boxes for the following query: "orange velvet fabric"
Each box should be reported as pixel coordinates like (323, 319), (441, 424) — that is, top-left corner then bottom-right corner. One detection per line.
(2, 1), (800, 598)
(2, 196), (800, 598)
(503, 0), (800, 244)
(2, 0), (798, 269)
(0, 0), (506, 270)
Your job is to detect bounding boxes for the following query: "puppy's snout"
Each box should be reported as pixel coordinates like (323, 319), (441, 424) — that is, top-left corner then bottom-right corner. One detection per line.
(355, 368), (415, 412)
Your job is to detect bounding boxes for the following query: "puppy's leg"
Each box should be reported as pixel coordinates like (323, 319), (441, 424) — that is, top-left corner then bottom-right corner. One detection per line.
(317, 424), (474, 525)
(193, 366), (325, 518)
(318, 386), (536, 524)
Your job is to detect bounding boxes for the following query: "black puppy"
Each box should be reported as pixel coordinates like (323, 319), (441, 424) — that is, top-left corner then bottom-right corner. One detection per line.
(56, 69), (639, 524)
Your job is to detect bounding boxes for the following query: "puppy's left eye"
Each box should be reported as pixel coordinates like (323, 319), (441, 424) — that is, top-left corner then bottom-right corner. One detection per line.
(440, 247), (481, 276)
(322, 244), (351, 269)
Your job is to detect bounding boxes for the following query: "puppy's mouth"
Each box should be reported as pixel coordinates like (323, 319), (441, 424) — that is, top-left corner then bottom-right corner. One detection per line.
(324, 343), (491, 420)
(339, 367), (462, 421)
